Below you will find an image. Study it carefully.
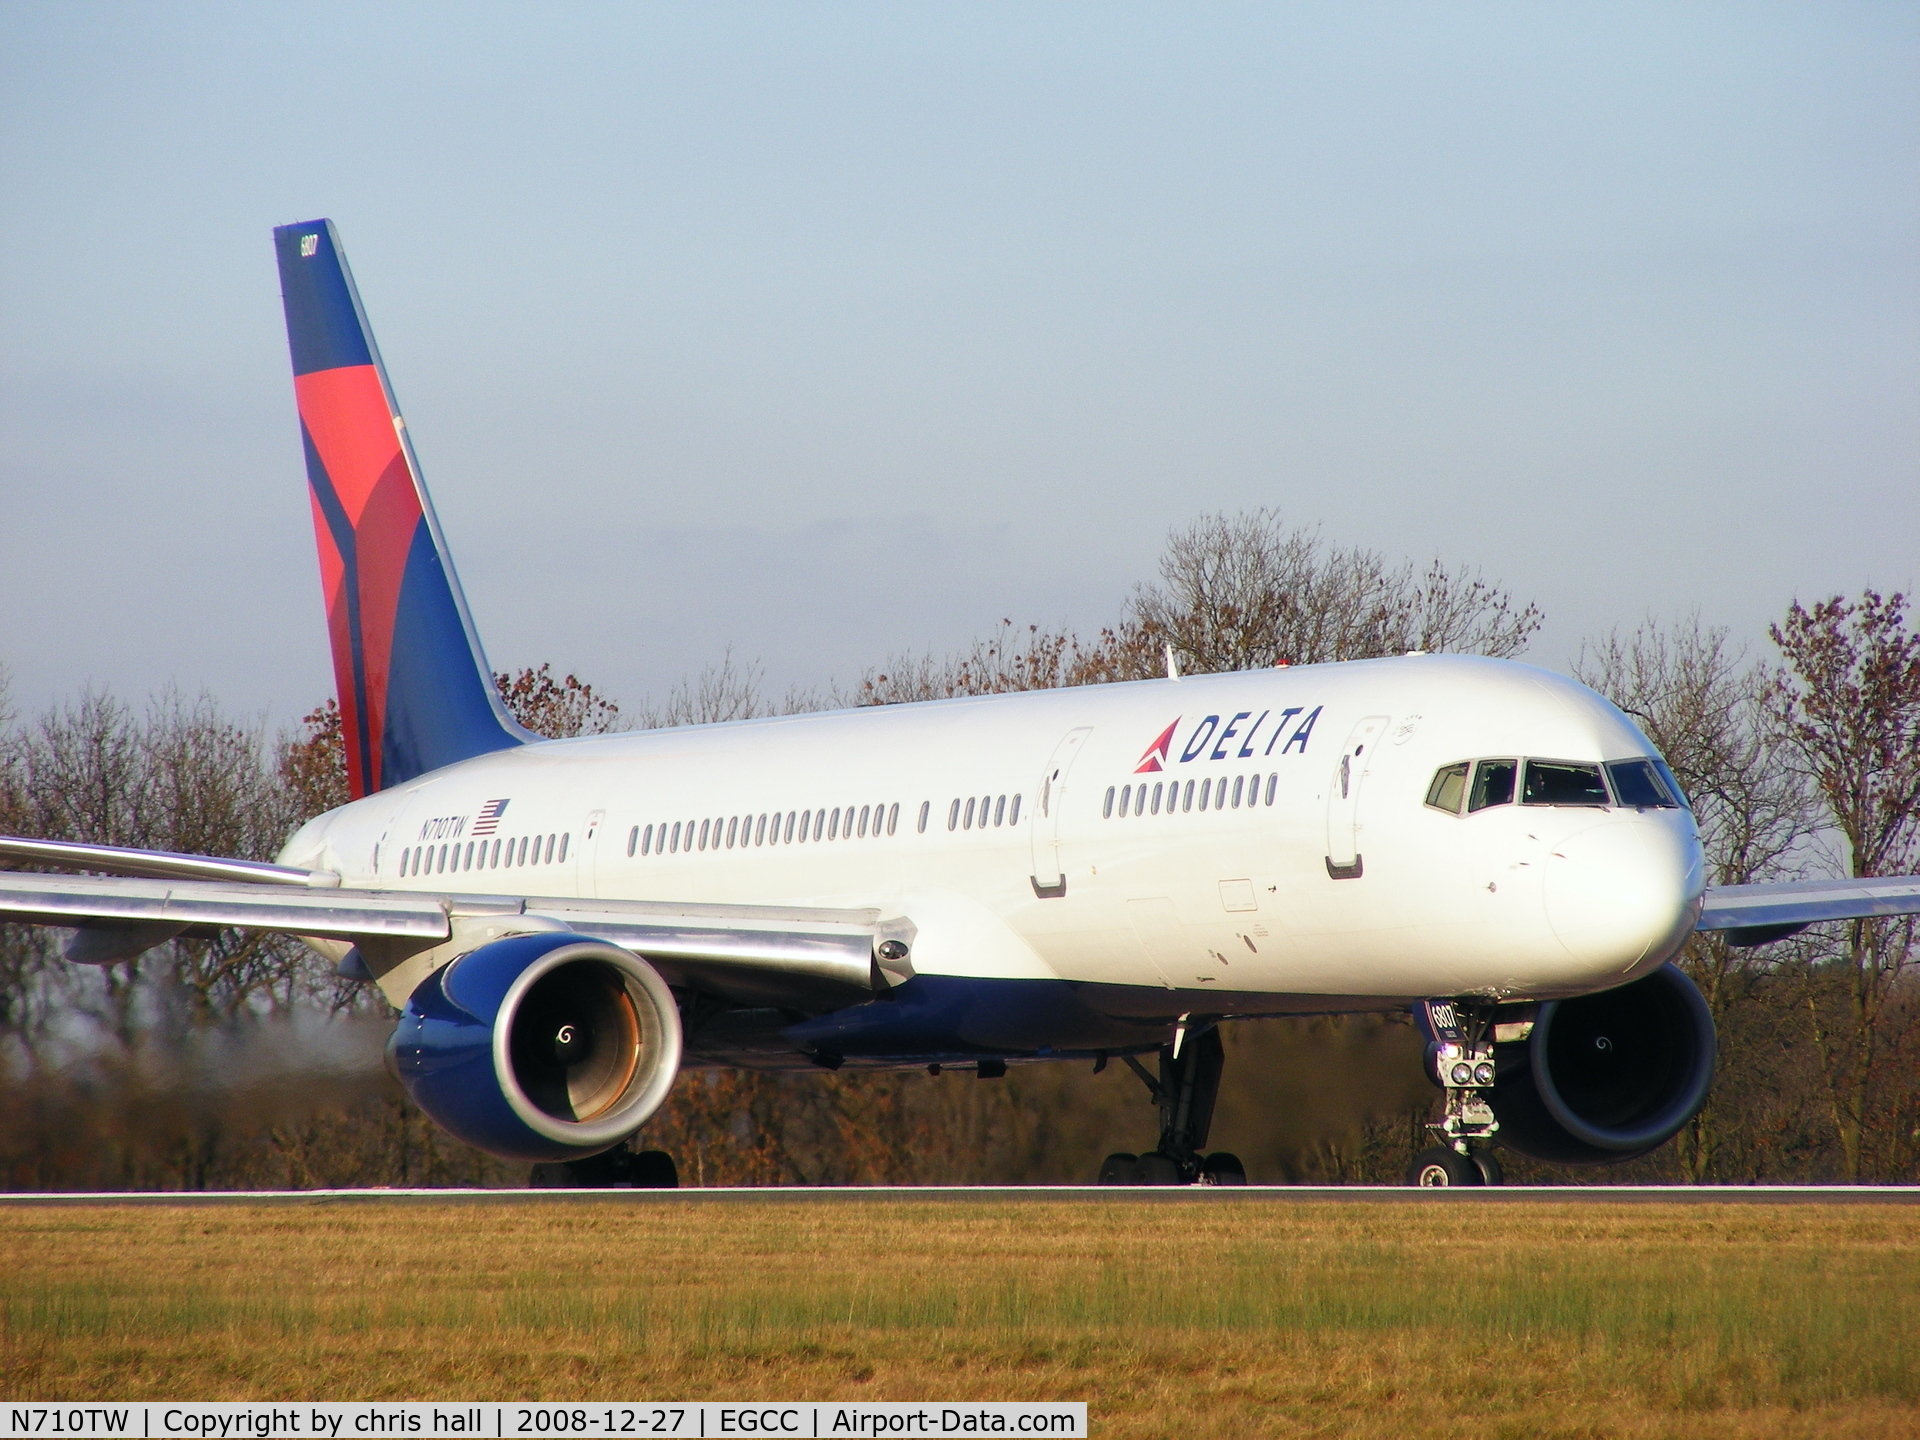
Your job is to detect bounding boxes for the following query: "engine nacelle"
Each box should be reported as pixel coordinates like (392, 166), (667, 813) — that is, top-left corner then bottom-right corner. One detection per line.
(1491, 962), (1716, 1166)
(387, 933), (682, 1163)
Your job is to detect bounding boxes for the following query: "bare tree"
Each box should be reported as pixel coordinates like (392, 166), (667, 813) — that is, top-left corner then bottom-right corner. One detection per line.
(494, 663), (624, 738)
(639, 648), (791, 728)
(0, 667), (52, 1046)
(852, 512), (1544, 704)
(0, 689), (322, 1061)
(1578, 617), (1815, 1180)
(1768, 591), (1920, 1181)
(856, 622), (1088, 705)
(1123, 510), (1542, 676)
(278, 700), (350, 819)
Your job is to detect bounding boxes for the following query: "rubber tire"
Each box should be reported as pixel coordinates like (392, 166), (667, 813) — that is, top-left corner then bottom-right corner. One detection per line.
(1201, 1151), (1247, 1185)
(630, 1149), (680, 1188)
(1406, 1146), (1483, 1187)
(1097, 1152), (1142, 1185)
(1471, 1149), (1504, 1186)
(1137, 1151), (1183, 1186)
(528, 1153), (626, 1188)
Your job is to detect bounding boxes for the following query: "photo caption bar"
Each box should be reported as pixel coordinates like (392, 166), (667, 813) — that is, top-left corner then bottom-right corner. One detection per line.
(2, 1404), (1086, 1439)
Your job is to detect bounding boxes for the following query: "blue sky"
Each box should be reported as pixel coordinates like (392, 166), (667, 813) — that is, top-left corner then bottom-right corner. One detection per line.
(3, 4), (1915, 724)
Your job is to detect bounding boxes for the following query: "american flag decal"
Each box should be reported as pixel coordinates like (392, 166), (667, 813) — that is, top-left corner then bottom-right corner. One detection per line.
(471, 798), (510, 836)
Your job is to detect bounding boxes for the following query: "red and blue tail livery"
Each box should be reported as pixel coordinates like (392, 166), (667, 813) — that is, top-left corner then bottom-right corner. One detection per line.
(273, 220), (525, 798)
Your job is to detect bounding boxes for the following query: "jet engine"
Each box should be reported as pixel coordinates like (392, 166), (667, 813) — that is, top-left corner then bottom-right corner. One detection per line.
(1491, 963), (1715, 1166)
(387, 933), (682, 1163)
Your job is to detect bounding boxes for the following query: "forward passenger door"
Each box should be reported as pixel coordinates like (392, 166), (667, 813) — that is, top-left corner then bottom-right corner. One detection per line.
(1030, 727), (1092, 898)
(1325, 716), (1390, 879)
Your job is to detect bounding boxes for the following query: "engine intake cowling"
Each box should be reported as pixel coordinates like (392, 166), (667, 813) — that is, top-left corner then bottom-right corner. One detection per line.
(1491, 962), (1715, 1166)
(387, 933), (682, 1162)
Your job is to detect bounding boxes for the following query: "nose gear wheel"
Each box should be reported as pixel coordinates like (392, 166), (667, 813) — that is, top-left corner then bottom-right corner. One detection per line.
(1413, 997), (1507, 1187)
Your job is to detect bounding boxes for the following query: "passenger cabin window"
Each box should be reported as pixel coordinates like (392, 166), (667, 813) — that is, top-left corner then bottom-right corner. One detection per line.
(1523, 760), (1609, 807)
(1608, 759), (1680, 809)
(1425, 762), (1469, 814)
(1468, 760), (1517, 812)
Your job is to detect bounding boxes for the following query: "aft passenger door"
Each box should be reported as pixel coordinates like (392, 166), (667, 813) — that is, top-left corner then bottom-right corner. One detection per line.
(1325, 715), (1389, 879)
(1030, 727), (1092, 898)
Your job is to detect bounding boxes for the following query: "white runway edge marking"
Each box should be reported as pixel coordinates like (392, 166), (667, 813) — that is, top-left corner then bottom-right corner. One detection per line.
(2, 1185), (1917, 1206)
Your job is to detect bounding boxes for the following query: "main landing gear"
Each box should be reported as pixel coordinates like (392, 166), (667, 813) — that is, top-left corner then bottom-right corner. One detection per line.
(1097, 1027), (1246, 1186)
(1407, 998), (1505, 1187)
(529, 1143), (680, 1189)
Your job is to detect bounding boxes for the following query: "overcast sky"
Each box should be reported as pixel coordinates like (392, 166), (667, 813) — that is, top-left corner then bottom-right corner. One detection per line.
(3, 4), (1915, 728)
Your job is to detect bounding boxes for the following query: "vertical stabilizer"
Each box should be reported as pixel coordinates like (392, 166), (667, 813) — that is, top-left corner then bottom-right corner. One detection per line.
(273, 220), (527, 798)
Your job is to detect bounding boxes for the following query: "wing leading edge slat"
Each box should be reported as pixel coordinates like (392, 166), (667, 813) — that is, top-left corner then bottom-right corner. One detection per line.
(0, 870), (448, 940)
(0, 834), (337, 888)
(1698, 876), (1920, 935)
(0, 868), (891, 1008)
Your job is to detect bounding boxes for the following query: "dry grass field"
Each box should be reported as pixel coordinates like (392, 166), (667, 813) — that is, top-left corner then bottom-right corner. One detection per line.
(2, 1198), (1916, 1438)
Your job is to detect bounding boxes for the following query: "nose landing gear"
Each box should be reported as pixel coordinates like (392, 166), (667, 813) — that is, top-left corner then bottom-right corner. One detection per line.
(1407, 1144), (1503, 1186)
(1095, 1026), (1246, 1186)
(1411, 999), (1508, 1186)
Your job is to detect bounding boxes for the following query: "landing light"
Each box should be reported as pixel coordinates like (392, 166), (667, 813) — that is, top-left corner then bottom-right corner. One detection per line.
(1473, 1061), (1495, 1086)
(1450, 1062), (1474, 1085)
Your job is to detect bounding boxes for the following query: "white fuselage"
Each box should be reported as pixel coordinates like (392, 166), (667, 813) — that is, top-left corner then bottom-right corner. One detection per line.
(281, 655), (1705, 1012)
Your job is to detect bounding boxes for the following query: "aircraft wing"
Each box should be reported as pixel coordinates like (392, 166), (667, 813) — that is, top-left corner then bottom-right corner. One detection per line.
(0, 837), (894, 1011)
(1697, 876), (1920, 946)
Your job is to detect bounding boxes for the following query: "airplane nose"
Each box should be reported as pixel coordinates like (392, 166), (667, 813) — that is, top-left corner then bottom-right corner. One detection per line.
(1543, 819), (1702, 978)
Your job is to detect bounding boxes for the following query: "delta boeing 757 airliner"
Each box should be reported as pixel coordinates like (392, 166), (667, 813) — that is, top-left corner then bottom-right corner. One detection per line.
(5, 219), (1919, 1187)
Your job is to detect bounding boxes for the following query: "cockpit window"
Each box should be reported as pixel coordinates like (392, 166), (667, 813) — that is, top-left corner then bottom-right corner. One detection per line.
(1468, 759), (1517, 812)
(1425, 762), (1469, 814)
(1607, 759), (1680, 809)
(1652, 758), (1691, 812)
(1523, 760), (1609, 806)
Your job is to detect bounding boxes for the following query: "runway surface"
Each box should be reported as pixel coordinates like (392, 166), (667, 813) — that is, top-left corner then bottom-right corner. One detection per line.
(3, 1185), (1917, 1206)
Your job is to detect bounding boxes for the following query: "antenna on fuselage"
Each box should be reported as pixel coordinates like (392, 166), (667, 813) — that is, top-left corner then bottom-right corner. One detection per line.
(1165, 643), (1180, 681)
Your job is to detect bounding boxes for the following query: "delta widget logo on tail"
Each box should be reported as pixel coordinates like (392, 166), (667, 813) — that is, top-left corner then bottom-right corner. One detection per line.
(1134, 707), (1325, 773)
